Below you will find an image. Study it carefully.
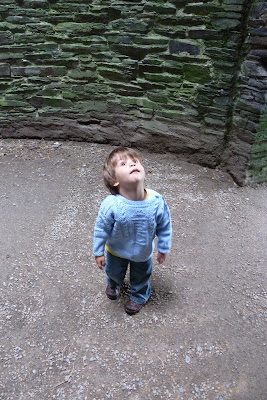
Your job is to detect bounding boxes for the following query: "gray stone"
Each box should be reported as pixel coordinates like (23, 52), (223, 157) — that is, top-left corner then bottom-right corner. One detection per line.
(0, 63), (10, 76)
(169, 40), (201, 55)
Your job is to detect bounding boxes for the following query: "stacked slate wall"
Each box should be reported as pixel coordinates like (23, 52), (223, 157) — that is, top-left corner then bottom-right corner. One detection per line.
(222, 0), (267, 184)
(0, 0), (266, 184)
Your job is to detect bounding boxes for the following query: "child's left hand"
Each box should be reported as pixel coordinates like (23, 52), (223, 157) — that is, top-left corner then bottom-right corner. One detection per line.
(157, 251), (167, 264)
(95, 255), (106, 270)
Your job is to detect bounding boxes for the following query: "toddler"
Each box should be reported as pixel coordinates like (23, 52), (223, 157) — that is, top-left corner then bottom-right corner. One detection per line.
(93, 147), (172, 315)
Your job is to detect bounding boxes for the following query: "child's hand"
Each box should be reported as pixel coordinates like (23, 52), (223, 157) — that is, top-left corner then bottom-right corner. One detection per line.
(157, 252), (167, 264)
(95, 255), (106, 270)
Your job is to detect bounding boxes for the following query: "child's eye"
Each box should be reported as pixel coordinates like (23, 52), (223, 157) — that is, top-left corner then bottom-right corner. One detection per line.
(120, 161), (126, 166)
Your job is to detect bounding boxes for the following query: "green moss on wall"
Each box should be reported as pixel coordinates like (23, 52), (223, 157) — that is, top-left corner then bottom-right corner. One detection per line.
(0, 0), (265, 184)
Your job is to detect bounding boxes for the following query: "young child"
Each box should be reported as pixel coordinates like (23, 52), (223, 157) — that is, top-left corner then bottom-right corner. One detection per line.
(93, 147), (172, 315)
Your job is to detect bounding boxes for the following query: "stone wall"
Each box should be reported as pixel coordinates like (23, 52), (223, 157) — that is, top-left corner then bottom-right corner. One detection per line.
(221, 0), (267, 184)
(0, 0), (266, 184)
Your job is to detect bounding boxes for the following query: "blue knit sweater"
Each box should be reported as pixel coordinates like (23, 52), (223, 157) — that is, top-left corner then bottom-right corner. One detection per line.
(93, 189), (172, 262)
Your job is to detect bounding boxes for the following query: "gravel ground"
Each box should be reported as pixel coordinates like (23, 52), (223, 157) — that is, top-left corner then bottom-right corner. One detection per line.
(0, 139), (266, 400)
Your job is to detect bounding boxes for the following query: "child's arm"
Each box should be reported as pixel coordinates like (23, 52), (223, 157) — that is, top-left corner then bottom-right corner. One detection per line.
(93, 197), (115, 267)
(156, 198), (172, 256)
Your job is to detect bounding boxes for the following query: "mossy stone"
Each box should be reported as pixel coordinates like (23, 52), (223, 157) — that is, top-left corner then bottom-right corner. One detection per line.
(184, 64), (212, 84)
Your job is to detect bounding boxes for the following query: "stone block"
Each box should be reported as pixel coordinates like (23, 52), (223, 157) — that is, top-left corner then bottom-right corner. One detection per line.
(223, 0), (244, 4)
(162, 61), (183, 75)
(213, 11), (242, 19)
(147, 91), (169, 103)
(212, 18), (241, 30)
(68, 69), (98, 80)
(250, 28), (267, 37)
(98, 67), (132, 81)
(196, 94), (213, 106)
(183, 64), (212, 84)
(120, 97), (142, 106)
(169, 40), (201, 56)
(11, 66), (41, 76)
(188, 29), (223, 40)
(129, 109), (153, 120)
(35, 43), (60, 52)
(36, 88), (61, 97)
(76, 101), (107, 112)
(14, 32), (46, 43)
(143, 72), (182, 84)
(213, 60), (236, 70)
(159, 15), (205, 27)
(21, 0), (49, 8)
(133, 35), (169, 46)
(0, 31), (13, 44)
(111, 18), (149, 33)
(0, 100), (29, 107)
(110, 35), (132, 45)
(251, 142), (267, 156)
(164, 53), (208, 64)
(139, 63), (163, 74)
(136, 78), (166, 91)
(140, 56), (163, 66)
(41, 66), (68, 77)
(140, 119), (171, 134)
(29, 96), (72, 108)
(61, 44), (93, 54)
(113, 44), (166, 60)
(5, 15), (37, 23)
(109, 82), (143, 97)
(157, 109), (185, 121)
(75, 11), (108, 24)
(11, 66), (68, 77)
(54, 22), (106, 35)
(0, 21), (25, 33)
(214, 96), (230, 106)
(143, 3), (176, 14)
(205, 47), (237, 61)
(235, 99), (262, 115)
(141, 98), (162, 109)
(154, 27), (186, 39)
(223, 4), (244, 12)
(184, 3), (221, 14)
(0, 63), (10, 76)
(204, 117), (226, 127)
(61, 90), (80, 100)
(248, 36), (267, 47)
(235, 128), (255, 145)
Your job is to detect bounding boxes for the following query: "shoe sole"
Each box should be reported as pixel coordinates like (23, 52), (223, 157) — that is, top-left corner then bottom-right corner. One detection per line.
(124, 303), (144, 315)
(106, 294), (118, 300)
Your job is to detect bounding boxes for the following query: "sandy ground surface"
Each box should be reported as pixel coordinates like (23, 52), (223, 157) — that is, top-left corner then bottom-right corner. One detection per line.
(0, 139), (266, 400)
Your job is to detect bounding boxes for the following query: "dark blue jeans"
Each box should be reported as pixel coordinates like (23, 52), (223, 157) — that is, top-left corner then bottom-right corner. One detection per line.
(105, 251), (152, 304)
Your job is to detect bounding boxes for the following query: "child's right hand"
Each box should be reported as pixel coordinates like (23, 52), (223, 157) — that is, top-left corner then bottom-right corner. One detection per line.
(157, 251), (167, 264)
(95, 255), (106, 270)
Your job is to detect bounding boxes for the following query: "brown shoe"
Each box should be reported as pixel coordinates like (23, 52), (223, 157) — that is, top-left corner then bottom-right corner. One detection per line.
(106, 285), (119, 300)
(124, 299), (144, 315)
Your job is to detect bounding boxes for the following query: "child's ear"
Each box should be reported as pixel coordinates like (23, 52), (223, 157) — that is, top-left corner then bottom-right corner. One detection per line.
(113, 181), (119, 187)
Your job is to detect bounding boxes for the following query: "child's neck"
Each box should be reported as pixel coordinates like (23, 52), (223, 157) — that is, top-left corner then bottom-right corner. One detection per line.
(119, 185), (146, 201)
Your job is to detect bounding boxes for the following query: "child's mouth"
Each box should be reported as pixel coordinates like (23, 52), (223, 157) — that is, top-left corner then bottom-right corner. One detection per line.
(130, 169), (140, 174)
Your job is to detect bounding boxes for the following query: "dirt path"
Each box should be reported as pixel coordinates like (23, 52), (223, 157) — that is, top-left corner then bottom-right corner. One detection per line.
(0, 139), (266, 400)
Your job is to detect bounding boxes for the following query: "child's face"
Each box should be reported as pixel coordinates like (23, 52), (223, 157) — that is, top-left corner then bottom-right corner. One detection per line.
(113, 155), (145, 190)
